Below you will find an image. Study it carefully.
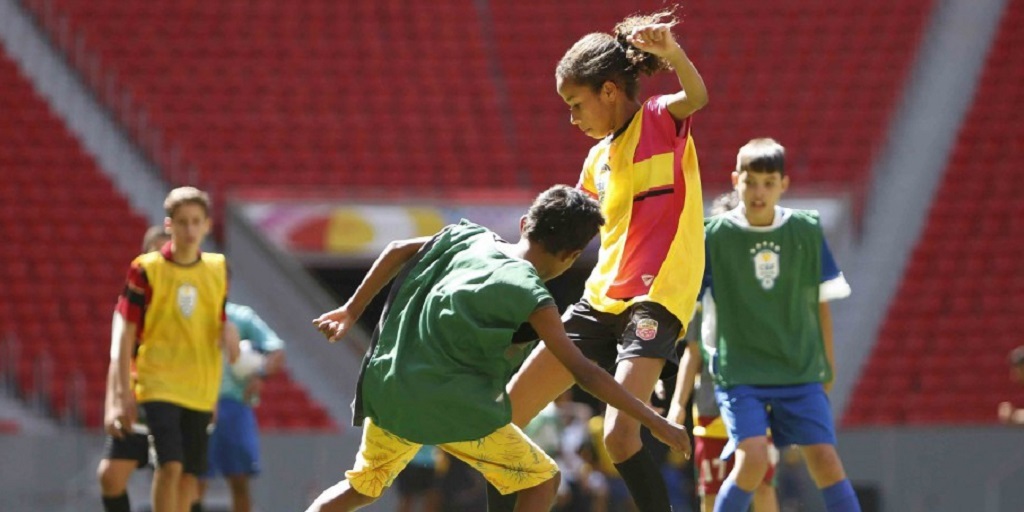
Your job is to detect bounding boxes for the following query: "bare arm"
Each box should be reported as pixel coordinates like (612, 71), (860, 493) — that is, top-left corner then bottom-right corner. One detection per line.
(667, 341), (702, 425)
(626, 24), (709, 120)
(222, 321), (241, 364)
(529, 305), (691, 456)
(113, 321), (138, 431)
(314, 236), (431, 341)
(820, 302), (835, 393)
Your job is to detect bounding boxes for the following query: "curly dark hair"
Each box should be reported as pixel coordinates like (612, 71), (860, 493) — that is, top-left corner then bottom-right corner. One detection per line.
(523, 185), (605, 255)
(555, 7), (678, 100)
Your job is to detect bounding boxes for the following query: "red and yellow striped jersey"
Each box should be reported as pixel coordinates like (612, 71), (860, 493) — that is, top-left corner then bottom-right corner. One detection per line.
(116, 243), (228, 412)
(577, 95), (705, 325)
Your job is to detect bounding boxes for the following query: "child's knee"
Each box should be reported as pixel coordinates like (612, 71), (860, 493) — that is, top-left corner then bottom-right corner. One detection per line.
(603, 419), (642, 461)
(801, 444), (846, 483)
(735, 438), (771, 474)
(96, 461), (127, 495)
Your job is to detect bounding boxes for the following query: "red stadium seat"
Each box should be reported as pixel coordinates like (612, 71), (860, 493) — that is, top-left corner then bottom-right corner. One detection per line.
(845, 1), (1024, 426)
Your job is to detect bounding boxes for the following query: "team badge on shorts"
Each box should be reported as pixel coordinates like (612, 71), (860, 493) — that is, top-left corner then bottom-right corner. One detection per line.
(177, 283), (198, 318)
(635, 318), (659, 341)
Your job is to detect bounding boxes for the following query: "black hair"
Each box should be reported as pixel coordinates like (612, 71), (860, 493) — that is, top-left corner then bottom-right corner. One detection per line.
(523, 185), (605, 255)
(141, 225), (170, 252)
(555, 8), (677, 100)
(736, 138), (786, 175)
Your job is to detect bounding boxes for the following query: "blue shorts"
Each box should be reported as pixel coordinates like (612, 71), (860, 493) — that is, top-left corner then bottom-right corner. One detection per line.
(204, 398), (260, 478)
(715, 383), (836, 460)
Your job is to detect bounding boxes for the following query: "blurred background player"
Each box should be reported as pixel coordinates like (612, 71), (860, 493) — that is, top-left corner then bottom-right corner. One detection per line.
(498, 9), (708, 512)
(394, 445), (441, 512)
(110, 187), (239, 512)
(997, 345), (1024, 425)
(702, 139), (857, 512)
(668, 192), (779, 512)
(197, 302), (286, 512)
(97, 226), (171, 512)
(306, 186), (690, 512)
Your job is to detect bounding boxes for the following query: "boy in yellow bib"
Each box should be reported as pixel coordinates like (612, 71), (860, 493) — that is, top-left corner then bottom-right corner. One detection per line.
(109, 187), (238, 512)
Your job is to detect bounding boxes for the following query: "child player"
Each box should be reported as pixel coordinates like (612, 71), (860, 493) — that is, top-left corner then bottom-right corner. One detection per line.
(499, 9), (709, 511)
(667, 192), (778, 512)
(701, 139), (858, 512)
(98, 226), (170, 512)
(109, 187), (239, 512)
(307, 186), (691, 512)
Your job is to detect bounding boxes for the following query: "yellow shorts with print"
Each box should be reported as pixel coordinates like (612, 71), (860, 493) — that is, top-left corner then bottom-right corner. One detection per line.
(346, 418), (559, 498)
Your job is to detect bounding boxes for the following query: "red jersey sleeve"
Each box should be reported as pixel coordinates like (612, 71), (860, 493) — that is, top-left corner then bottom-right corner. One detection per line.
(115, 260), (151, 325)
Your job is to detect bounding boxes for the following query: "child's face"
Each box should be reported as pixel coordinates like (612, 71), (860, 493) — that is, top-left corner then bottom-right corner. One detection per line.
(557, 78), (617, 139)
(165, 203), (211, 250)
(733, 170), (789, 219)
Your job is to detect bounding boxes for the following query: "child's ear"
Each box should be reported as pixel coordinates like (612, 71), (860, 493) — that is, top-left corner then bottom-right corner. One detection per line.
(563, 249), (584, 263)
(781, 175), (791, 192)
(519, 215), (528, 233)
(731, 171), (740, 187)
(163, 217), (172, 231)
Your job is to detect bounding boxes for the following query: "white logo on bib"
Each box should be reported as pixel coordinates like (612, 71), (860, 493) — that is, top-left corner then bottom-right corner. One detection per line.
(177, 283), (198, 318)
(750, 242), (782, 290)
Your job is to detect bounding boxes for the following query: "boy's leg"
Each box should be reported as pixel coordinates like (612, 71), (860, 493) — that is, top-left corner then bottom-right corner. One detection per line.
(713, 386), (773, 512)
(307, 418), (421, 512)
(179, 406), (214, 512)
(144, 402), (188, 512)
(770, 385), (860, 512)
(604, 357), (671, 512)
(210, 399), (259, 512)
(98, 431), (149, 512)
(752, 484), (779, 512)
(439, 423), (560, 512)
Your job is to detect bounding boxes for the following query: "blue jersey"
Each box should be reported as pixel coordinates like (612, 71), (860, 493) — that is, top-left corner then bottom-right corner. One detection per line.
(220, 303), (284, 403)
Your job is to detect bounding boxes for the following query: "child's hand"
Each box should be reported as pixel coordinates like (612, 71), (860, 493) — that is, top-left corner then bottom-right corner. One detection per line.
(109, 392), (137, 439)
(313, 306), (356, 342)
(651, 417), (692, 459)
(626, 23), (683, 60)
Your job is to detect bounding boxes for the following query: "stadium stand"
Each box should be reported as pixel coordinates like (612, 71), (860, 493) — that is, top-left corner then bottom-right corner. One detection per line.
(845, 0), (1024, 425)
(31, 0), (931, 200)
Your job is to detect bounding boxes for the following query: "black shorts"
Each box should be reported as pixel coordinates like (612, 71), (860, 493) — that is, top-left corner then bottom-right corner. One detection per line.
(104, 432), (151, 467)
(395, 464), (437, 496)
(565, 300), (683, 373)
(141, 401), (213, 476)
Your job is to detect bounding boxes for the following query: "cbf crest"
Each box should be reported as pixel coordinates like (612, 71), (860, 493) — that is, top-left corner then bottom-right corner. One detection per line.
(750, 241), (781, 290)
(177, 283), (198, 318)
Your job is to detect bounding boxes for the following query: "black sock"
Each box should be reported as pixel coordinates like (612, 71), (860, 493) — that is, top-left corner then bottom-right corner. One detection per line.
(101, 493), (131, 512)
(190, 502), (204, 512)
(486, 481), (517, 512)
(613, 447), (671, 512)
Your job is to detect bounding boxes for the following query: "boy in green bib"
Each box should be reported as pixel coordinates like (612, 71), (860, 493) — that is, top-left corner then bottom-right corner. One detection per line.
(306, 185), (691, 512)
(703, 139), (859, 512)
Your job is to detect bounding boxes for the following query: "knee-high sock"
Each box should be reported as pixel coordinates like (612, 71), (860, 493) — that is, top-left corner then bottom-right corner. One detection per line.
(101, 493), (131, 512)
(713, 477), (753, 512)
(486, 482), (517, 512)
(613, 447), (671, 512)
(822, 479), (861, 512)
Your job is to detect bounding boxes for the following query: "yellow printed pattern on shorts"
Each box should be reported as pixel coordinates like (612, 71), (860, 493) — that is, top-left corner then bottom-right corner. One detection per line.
(345, 420), (420, 498)
(440, 423), (559, 495)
